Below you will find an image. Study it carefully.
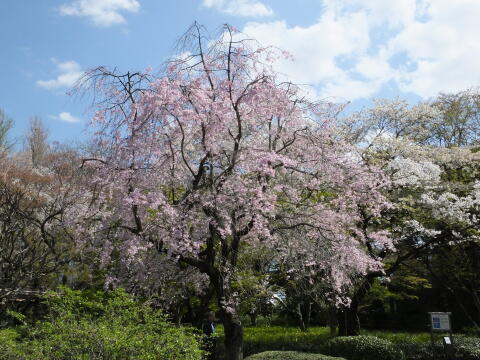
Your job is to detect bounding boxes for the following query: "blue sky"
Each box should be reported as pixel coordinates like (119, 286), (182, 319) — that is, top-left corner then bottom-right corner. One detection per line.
(1, 0), (480, 145)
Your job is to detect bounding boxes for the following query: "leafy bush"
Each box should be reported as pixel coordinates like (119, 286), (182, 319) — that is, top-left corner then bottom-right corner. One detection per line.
(0, 329), (21, 360)
(245, 351), (346, 360)
(322, 335), (404, 360)
(0, 287), (203, 360)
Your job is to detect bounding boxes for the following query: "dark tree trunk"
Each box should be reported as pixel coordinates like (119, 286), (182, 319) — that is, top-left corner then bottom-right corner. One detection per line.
(337, 274), (376, 336)
(304, 301), (312, 329)
(210, 266), (244, 360)
(221, 311), (244, 360)
(194, 284), (215, 327)
(296, 302), (306, 331)
(337, 301), (360, 336)
(294, 301), (312, 331)
(173, 305), (183, 326)
(249, 312), (257, 326)
(328, 307), (338, 336)
(471, 288), (480, 327)
(183, 299), (196, 325)
(180, 219), (247, 359)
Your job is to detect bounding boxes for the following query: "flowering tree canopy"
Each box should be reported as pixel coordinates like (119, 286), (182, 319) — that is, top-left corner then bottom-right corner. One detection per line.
(334, 96), (480, 334)
(76, 24), (391, 360)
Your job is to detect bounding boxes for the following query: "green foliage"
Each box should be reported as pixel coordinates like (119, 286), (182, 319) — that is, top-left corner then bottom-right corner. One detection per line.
(440, 164), (480, 185)
(322, 335), (405, 360)
(0, 329), (21, 360)
(0, 287), (203, 360)
(5, 311), (27, 326)
(360, 259), (435, 330)
(245, 351), (345, 360)
(234, 245), (278, 326)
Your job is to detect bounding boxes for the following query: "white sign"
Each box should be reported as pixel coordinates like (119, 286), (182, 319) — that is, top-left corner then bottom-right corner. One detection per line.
(429, 312), (451, 331)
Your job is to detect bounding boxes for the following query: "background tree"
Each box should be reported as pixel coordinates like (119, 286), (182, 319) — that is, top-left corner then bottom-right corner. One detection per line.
(0, 109), (14, 151)
(431, 88), (480, 147)
(26, 117), (49, 167)
(335, 95), (480, 335)
(0, 148), (82, 314)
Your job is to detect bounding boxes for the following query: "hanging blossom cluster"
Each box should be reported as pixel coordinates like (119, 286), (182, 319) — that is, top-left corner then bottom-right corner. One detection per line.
(73, 25), (392, 310)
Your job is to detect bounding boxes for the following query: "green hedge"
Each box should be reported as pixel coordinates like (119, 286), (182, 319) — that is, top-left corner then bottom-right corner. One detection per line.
(322, 335), (404, 360)
(397, 336), (480, 360)
(242, 335), (480, 360)
(362, 330), (431, 344)
(396, 343), (438, 360)
(455, 336), (480, 360)
(245, 351), (346, 360)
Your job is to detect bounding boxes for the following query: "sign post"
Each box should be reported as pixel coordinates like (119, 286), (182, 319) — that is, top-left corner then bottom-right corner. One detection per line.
(428, 312), (453, 360)
(430, 312), (451, 331)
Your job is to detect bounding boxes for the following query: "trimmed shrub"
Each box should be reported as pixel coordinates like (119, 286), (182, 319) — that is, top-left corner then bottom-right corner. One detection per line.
(245, 351), (346, 360)
(362, 330), (431, 344)
(322, 335), (404, 360)
(455, 336), (480, 360)
(397, 336), (480, 360)
(396, 343), (442, 360)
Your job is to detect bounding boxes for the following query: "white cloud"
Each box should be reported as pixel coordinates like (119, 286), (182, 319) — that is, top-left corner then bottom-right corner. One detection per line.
(387, 0), (480, 97)
(50, 112), (82, 124)
(37, 60), (83, 90)
(203, 0), (273, 17)
(241, 0), (480, 100)
(59, 0), (140, 27)
(243, 11), (385, 100)
(325, 0), (419, 27)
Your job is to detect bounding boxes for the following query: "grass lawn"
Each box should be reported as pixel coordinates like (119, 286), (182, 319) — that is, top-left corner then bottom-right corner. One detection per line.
(244, 326), (336, 346)
(216, 325), (431, 343)
(214, 325), (433, 357)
